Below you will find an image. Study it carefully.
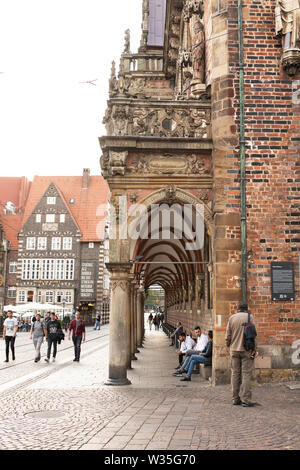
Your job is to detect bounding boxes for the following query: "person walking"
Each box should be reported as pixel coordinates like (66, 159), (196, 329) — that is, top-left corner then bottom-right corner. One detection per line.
(45, 312), (63, 363)
(30, 313), (47, 363)
(68, 312), (86, 362)
(225, 301), (257, 407)
(63, 315), (70, 333)
(3, 310), (18, 362)
(94, 313), (101, 331)
(148, 313), (153, 331)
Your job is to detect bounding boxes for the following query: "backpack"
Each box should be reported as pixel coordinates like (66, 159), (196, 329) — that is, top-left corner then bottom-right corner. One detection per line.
(243, 313), (257, 351)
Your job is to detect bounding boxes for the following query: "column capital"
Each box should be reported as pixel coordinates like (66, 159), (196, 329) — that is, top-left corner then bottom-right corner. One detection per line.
(105, 262), (132, 275)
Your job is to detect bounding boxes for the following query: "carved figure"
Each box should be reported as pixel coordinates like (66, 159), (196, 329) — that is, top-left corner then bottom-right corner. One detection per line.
(124, 29), (131, 53)
(275, 0), (300, 48)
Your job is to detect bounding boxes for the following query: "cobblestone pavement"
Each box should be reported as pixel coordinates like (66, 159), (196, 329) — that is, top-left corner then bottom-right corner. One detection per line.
(0, 325), (299, 450)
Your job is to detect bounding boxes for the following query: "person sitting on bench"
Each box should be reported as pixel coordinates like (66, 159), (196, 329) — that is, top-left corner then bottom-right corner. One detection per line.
(173, 326), (208, 376)
(180, 330), (213, 381)
(175, 332), (196, 370)
(169, 321), (183, 346)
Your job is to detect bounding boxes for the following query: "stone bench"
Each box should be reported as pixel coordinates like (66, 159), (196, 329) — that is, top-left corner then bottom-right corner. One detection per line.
(200, 364), (212, 380)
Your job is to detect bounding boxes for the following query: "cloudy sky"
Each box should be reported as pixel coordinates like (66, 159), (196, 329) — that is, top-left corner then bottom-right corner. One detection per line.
(0, 0), (141, 178)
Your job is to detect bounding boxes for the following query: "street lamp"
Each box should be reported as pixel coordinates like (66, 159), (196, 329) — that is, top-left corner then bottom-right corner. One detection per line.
(62, 297), (66, 320)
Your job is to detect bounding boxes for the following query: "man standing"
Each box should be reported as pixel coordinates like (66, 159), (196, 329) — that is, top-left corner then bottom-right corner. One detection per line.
(3, 310), (18, 362)
(225, 301), (257, 407)
(45, 312), (63, 363)
(68, 312), (86, 362)
(30, 313), (47, 363)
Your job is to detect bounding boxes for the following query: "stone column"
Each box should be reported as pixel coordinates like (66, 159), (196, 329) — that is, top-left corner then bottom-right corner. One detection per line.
(137, 288), (144, 348)
(105, 263), (131, 386)
(133, 282), (140, 353)
(130, 279), (137, 361)
(126, 281), (132, 369)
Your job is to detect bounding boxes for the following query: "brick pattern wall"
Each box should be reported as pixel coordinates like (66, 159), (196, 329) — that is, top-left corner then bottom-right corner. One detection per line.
(226, 0), (300, 347)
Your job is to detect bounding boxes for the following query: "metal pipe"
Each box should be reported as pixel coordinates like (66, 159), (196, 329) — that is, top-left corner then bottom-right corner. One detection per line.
(238, 0), (247, 303)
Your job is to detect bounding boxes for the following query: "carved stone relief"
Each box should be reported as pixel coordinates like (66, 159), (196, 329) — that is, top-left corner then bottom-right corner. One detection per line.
(127, 153), (210, 176)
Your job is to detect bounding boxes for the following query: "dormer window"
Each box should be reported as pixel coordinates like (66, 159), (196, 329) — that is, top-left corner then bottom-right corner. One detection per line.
(47, 197), (56, 205)
(46, 214), (55, 223)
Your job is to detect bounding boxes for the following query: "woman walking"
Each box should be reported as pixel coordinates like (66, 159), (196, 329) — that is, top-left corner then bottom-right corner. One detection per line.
(30, 313), (47, 363)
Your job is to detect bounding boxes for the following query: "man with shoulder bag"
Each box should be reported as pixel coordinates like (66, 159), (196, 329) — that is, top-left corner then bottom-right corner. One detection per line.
(225, 301), (258, 407)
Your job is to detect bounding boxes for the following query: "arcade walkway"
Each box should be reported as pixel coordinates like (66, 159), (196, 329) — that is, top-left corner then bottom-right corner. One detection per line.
(0, 325), (299, 450)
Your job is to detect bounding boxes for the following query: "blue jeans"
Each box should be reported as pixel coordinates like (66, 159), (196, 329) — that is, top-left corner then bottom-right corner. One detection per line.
(187, 354), (205, 377)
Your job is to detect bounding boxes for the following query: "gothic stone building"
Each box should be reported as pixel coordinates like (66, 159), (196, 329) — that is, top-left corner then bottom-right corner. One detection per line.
(100, 0), (300, 385)
(1, 171), (110, 324)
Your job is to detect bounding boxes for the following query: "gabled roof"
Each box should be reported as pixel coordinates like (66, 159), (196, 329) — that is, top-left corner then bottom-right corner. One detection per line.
(0, 177), (31, 212)
(22, 175), (109, 241)
(0, 214), (24, 249)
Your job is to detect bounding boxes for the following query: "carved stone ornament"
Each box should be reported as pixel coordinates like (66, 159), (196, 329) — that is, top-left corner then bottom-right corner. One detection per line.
(124, 29), (131, 54)
(109, 151), (128, 176)
(275, 0), (300, 76)
(130, 154), (210, 176)
(282, 48), (300, 76)
(165, 185), (177, 204)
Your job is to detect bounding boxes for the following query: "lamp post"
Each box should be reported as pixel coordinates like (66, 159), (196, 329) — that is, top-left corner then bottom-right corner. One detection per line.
(62, 297), (66, 321)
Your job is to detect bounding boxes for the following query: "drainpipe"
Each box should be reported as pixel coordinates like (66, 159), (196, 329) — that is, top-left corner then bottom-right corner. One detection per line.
(238, 0), (247, 302)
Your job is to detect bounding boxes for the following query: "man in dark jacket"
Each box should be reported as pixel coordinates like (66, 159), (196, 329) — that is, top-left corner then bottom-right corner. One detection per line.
(45, 312), (63, 363)
(180, 330), (213, 381)
(68, 312), (86, 362)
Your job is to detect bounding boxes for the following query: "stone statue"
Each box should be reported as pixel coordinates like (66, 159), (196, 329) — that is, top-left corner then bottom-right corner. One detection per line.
(109, 61), (118, 97)
(275, 0), (300, 49)
(124, 29), (131, 54)
(190, 14), (205, 83)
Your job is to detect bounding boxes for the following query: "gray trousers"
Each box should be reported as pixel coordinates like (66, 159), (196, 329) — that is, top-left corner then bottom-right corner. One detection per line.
(231, 350), (254, 404)
(179, 349), (201, 372)
(33, 336), (43, 360)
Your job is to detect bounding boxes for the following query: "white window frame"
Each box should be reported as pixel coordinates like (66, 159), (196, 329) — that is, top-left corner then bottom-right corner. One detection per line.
(36, 214), (41, 223)
(41, 259), (55, 280)
(56, 291), (64, 303)
(31, 259), (40, 280)
(37, 237), (47, 250)
(51, 237), (61, 250)
(18, 290), (26, 303)
(22, 259), (31, 280)
(60, 214), (65, 223)
(46, 214), (55, 223)
(7, 287), (16, 298)
(47, 197), (56, 205)
(63, 237), (72, 250)
(26, 237), (36, 250)
(9, 262), (17, 274)
(45, 291), (54, 303)
(56, 259), (65, 280)
(65, 259), (74, 280)
(65, 291), (72, 303)
(89, 242), (94, 249)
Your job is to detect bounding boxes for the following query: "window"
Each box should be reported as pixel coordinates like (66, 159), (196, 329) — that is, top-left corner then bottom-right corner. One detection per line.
(56, 291), (64, 303)
(56, 259), (65, 280)
(47, 197), (56, 205)
(41, 259), (55, 280)
(36, 214), (41, 223)
(60, 214), (65, 223)
(31, 259), (40, 280)
(9, 262), (17, 274)
(18, 290), (26, 303)
(37, 291), (42, 303)
(45, 291), (54, 303)
(22, 259), (31, 280)
(51, 237), (61, 250)
(89, 242), (94, 249)
(27, 290), (34, 302)
(37, 237), (47, 250)
(65, 259), (74, 280)
(104, 276), (110, 290)
(8, 287), (16, 298)
(65, 291), (72, 303)
(63, 237), (72, 250)
(46, 214), (55, 223)
(26, 237), (36, 250)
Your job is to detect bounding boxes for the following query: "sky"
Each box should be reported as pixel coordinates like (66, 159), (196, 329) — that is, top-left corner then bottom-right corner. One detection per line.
(0, 0), (141, 178)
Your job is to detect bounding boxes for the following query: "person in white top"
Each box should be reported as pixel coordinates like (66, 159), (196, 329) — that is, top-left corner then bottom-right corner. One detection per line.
(3, 310), (18, 363)
(173, 326), (208, 376)
(175, 332), (196, 370)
